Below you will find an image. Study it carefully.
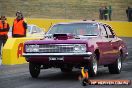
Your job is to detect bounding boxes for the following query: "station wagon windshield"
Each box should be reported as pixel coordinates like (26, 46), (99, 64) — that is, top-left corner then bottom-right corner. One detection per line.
(27, 26), (32, 33)
(47, 23), (98, 36)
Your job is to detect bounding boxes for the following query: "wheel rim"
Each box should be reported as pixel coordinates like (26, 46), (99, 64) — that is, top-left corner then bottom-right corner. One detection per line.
(118, 56), (122, 70)
(93, 57), (97, 74)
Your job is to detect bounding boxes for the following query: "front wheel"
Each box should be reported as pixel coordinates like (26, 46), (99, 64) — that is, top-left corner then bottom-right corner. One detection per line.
(108, 53), (122, 74)
(87, 54), (98, 77)
(29, 62), (40, 78)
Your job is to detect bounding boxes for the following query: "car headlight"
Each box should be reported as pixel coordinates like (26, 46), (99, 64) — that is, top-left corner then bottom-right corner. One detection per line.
(25, 45), (30, 52)
(25, 45), (39, 52)
(73, 44), (86, 53)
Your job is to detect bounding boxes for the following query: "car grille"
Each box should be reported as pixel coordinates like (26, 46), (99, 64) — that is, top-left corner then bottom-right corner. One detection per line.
(38, 44), (74, 53)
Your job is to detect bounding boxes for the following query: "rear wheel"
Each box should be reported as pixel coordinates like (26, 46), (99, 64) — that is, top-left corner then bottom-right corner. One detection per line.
(29, 62), (40, 78)
(108, 53), (122, 74)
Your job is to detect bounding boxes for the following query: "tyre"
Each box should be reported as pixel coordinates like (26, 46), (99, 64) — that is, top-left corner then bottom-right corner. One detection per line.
(87, 54), (98, 77)
(60, 68), (72, 73)
(108, 53), (122, 74)
(29, 62), (40, 78)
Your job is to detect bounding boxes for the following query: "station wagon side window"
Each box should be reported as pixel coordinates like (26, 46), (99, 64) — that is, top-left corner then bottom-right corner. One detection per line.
(38, 29), (42, 33)
(32, 26), (37, 34)
(100, 24), (108, 38)
(36, 27), (41, 33)
(104, 25), (115, 38)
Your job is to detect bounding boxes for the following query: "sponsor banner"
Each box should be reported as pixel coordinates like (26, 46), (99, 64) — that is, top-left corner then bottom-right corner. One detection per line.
(88, 80), (131, 85)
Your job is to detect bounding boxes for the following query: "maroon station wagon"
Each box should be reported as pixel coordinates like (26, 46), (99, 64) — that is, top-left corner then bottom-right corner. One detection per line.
(23, 21), (128, 78)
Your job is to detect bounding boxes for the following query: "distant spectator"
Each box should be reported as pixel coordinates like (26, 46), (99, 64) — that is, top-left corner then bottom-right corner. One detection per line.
(126, 6), (132, 22)
(12, 11), (27, 38)
(126, 6), (130, 18)
(103, 6), (108, 20)
(99, 6), (104, 20)
(108, 5), (112, 21)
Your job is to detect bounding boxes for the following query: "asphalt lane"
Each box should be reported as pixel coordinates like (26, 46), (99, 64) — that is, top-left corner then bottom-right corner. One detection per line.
(0, 37), (132, 88)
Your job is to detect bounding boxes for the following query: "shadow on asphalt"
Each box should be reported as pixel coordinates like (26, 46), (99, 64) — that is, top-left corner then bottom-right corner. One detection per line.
(29, 68), (114, 81)
(37, 71), (80, 81)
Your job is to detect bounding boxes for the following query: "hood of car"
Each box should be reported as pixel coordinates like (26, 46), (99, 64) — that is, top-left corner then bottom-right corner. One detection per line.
(25, 33), (97, 45)
(25, 38), (88, 45)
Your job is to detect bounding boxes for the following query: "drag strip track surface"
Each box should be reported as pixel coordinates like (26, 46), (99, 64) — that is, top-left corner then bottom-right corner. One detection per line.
(0, 37), (132, 88)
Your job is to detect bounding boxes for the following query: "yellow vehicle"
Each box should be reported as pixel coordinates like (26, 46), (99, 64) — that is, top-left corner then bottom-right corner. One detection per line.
(8, 24), (45, 38)
(26, 24), (45, 38)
